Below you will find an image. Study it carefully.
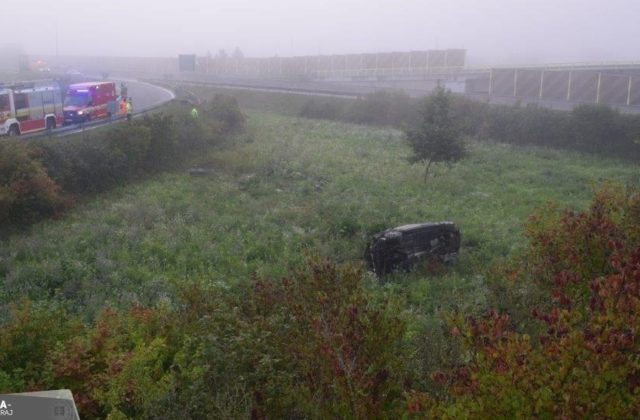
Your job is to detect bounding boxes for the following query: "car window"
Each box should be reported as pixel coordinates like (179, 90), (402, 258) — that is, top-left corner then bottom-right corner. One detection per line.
(0, 94), (9, 112)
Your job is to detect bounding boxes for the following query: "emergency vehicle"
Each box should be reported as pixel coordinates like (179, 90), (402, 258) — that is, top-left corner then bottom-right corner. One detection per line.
(63, 81), (117, 125)
(0, 81), (64, 136)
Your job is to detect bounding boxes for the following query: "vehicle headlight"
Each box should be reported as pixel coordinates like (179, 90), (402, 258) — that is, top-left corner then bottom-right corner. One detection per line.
(78, 111), (83, 115)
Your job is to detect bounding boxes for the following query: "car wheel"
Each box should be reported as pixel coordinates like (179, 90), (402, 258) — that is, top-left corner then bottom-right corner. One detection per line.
(8, 125), (19, 137)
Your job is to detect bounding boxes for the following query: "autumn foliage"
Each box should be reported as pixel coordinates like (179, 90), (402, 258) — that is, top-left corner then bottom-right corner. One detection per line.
(0, 141), (70, 226)
(1, 185), (638, 418)
(0, 260), (407, 419)
(247, 259), (406, 418)
(408, 185), (640, 417)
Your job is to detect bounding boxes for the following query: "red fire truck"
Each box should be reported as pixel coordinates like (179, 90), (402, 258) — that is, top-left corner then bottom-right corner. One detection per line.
(0, 81), (64, 136)
(63, 81), (118, 125)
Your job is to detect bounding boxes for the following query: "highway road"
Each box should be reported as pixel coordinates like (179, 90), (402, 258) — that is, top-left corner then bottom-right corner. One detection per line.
(117, 79), (174, 111)
(165, 74), (640, 114)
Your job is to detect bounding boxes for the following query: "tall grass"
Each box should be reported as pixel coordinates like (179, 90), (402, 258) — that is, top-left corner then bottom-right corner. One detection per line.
(182, 85), (640, 162)
(1, 111), (636, 317)
(0, 106), (637, 417)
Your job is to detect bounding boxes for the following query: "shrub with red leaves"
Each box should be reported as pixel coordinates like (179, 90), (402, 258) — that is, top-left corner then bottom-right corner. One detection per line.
(407, 185), (640, 418)
(248, 258), (407, 418)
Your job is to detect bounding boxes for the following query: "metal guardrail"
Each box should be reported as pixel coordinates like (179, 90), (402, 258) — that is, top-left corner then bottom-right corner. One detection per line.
(152, 74), (445, 98)
(466, 61), (640, 72)
(25, 102), (170, 140)
(156, 75), (640, 115)
(151, 78), (366, 99)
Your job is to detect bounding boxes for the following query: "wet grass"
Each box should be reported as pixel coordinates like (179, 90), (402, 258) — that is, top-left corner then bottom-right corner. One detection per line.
(1, 111), (637, 321)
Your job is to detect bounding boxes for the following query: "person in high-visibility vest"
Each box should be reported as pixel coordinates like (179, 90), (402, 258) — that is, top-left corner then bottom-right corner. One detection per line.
(120, 97), (127, 116)
(191, 107), (199, 119)
(126, 98), (133, 121)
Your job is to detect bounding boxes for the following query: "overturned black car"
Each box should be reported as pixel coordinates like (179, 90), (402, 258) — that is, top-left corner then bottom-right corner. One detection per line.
(364, 222), (461, 275)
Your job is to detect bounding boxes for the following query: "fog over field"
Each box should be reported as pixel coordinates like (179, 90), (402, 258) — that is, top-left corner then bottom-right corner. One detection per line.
(4, 0), (640, 65)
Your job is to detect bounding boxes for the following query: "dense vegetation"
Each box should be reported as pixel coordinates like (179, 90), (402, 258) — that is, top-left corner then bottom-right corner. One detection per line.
(193, 84), (640, 162)
(0, 86), (639, 417)
(408, 185), (640, 417)
(405, 87), (466, 180)
(0, 96), (244, 231)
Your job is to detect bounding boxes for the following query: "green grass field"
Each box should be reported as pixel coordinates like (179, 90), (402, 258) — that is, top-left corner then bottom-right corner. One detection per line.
(1, 109), (637, 323)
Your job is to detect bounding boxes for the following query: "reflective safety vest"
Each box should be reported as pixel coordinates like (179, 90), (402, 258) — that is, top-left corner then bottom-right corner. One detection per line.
(126, 102), (133, 114)
(191, 108), (199, 119)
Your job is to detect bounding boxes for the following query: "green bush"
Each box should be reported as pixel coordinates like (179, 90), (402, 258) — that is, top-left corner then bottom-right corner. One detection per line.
(481, 104), (568, 148)
(203, 94), (246, 133)
(292, 87), (640, 162)
(0, 141), (70, 226)
(405, 87), (466, 181)
(45, 124), (153, 194)
(138, 113), (177, 172)
(0, 258), (407, 419)
(300, 90), (418, 127)
(450, 100), (639, 162)
(2, 99), (245, 230)
(0, 300), (81, 393)
(569, 105), (627, 155)
(347, 90), (417, 126)
(300, 97), (346, 120)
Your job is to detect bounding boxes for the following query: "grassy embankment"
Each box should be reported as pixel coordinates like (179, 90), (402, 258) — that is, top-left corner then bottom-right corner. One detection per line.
(1, 98), (637, 320)
(1, 86), (639, 416)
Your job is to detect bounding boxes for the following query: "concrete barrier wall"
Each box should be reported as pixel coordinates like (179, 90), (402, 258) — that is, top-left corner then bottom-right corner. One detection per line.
(515, 69), (542, 98)
(541, 70), (570, 101)
(630, 78), (640, 106)
(445, 49), (466, 67)
(427, 50), (446, 68)
(410, 51), (428, 69)
(46, 49), (466, 81)
(466, 77), (490, 95)
(599, 73), (630, 105)
(480, 66), (640, 109)
(569, 70), (598, 103)
(491, 69), (515, 96)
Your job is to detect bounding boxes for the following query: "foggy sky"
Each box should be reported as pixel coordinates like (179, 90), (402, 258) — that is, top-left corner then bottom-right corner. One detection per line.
(6, 0), (640, 65)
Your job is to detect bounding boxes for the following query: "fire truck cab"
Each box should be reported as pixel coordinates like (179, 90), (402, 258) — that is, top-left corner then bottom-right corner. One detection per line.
(0, 81), (64, 136)
(63, 81), (117, 125)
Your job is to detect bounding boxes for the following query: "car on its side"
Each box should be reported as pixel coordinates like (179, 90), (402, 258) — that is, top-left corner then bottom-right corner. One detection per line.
(364, 222), (461, 275)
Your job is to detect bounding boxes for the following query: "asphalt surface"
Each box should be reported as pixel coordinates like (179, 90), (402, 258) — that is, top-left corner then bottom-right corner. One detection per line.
(118, 79), (174, 111)
(64, 75), (175, 111)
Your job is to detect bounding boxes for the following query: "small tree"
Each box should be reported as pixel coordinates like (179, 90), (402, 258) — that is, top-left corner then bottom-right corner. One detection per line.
(405, 86), (465, 181)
